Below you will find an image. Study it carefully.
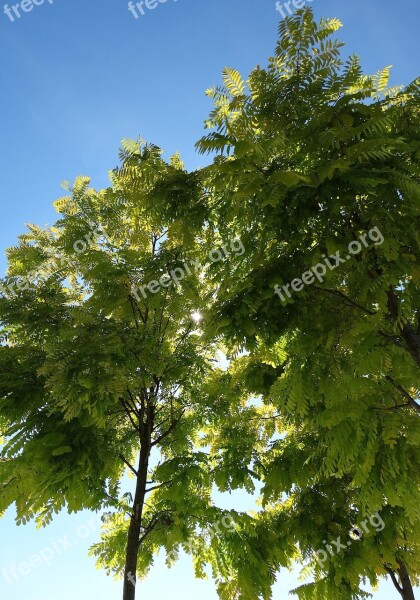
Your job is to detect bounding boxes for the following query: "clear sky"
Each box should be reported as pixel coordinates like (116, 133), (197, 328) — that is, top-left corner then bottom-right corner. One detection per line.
(0, 0), (419, 598)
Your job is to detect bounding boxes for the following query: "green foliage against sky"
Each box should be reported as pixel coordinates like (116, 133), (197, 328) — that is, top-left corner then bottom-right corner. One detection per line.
(195, 9), (420, 600)
(1, 8), (419, 600)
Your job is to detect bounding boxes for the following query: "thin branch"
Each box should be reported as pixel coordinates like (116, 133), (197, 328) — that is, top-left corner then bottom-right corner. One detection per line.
(172, 323), (193, 355)
(312, 286), (377, 316)
(249, 413), (282, 421)
(119, 454), (138, 477)
(102, 491), (133, 519)
(1, 477), (16, 490)
(385, 376), (420, 414)
(126, 388), (140, 418)
(128, 294), (140, 330)
(153, 406), (185, 431)
(387, 287), (420, 367)
(126, 283), (146, 326)
(373, 404), (413, 412)
(138, 522), (158, 546)
(154, 229), (168, 243)
(157, 288), (170, 339)
(145, 480), (172, 494)
(120, 398), (141, 432)
(159, 316), (171, 345)
(151, 411), (185, 447)
(138, 509), (174, 544)
(379, 331), (406, 349)
(384, 566), (403, 595)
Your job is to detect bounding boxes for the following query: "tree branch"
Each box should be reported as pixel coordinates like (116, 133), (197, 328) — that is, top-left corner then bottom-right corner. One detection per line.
(151, 411), (185, 447)
(374, 404), (413, 412)
(119, 454), (138, 477)
(126, 388), (140, 418)
(120, 398), (141, 432)
(1, 477), (16, 490)
(312, 286), (377, 315)
(384, 566), (403, 595)
(385, 376), (420, 414)
(145, 480), (172, 494)
(249, 413), (282, 421)
(387, 287), (420, 367)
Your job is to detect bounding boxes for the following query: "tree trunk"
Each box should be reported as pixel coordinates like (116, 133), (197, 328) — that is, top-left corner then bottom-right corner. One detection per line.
(397, 559), (416, 600)
(386, 287), (420, 368)
(122, 431), (151, 600)
(387, 559), (416, 600)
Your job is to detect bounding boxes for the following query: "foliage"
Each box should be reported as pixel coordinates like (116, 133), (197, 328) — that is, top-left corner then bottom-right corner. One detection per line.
(196, 8), (420, 600)
(1, 8), (419, 600)
(0, 141), (217, 593)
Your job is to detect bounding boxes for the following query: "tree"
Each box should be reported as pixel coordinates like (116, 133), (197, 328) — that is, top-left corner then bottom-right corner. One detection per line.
(1, 9), (419, 600)
(0, 140), (234, 600)
(196, 8), (420, 599)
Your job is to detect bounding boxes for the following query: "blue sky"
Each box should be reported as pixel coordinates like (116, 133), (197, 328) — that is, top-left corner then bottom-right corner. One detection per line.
(0, 0), (419, 598)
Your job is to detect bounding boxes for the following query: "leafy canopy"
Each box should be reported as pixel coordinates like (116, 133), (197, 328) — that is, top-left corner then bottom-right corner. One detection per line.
(1, 9), (419, 600)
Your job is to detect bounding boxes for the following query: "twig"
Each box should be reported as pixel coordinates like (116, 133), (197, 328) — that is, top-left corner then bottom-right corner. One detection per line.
(151, 411), (185, 447)
(385, 376), (420, 414)
(312, 286), (377, 316)
(120, 398), (141, 432)
(145, 480), (172, 494)
(119, 454), (138, 477)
